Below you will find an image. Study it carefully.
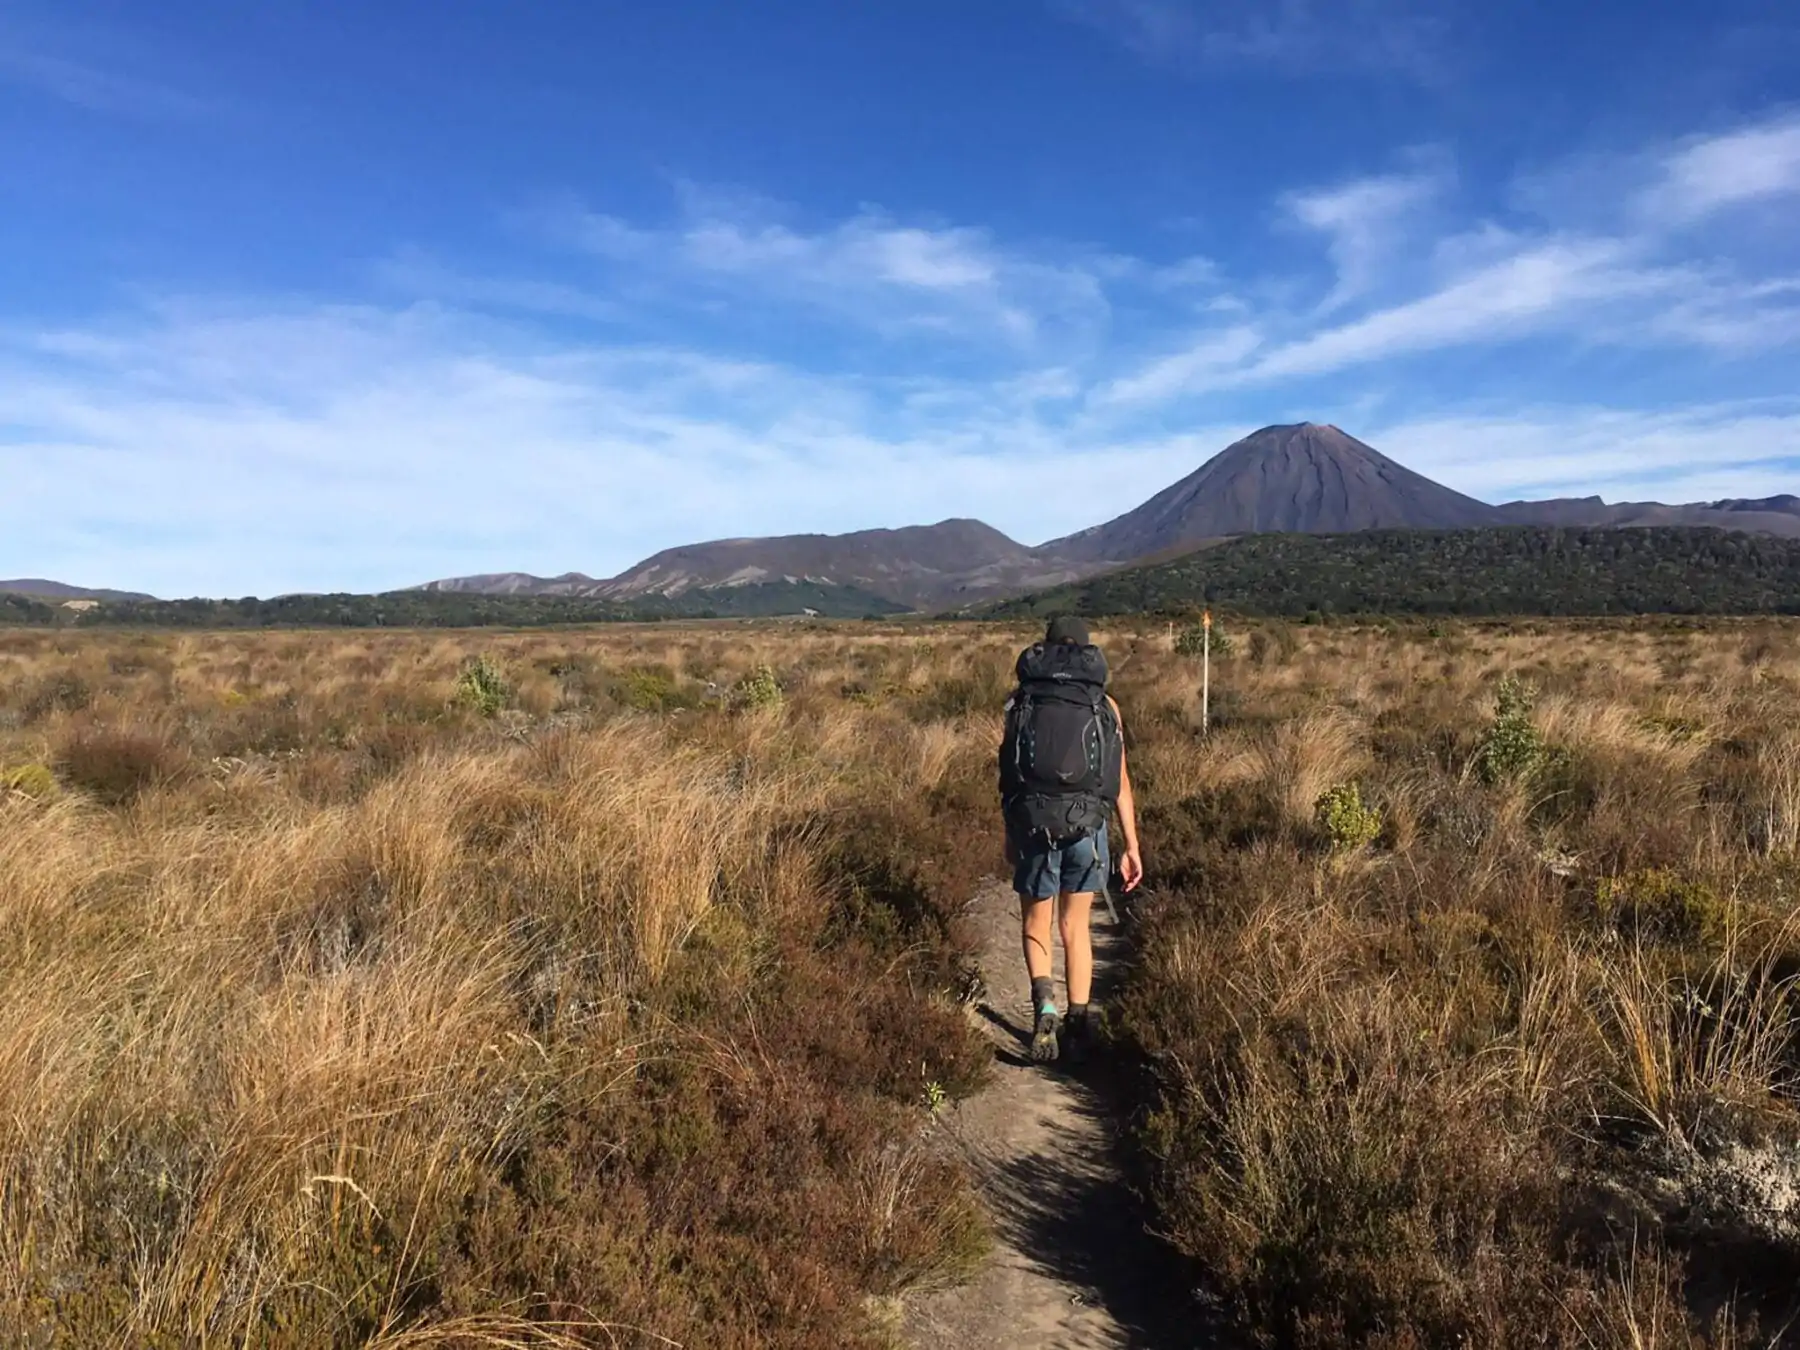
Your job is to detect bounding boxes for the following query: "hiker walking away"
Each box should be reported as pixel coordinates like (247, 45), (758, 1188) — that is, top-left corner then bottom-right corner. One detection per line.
(999, 615), (1143, 1063)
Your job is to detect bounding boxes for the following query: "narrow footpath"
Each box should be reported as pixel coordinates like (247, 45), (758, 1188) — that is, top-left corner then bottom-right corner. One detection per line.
(901, 882), (1226, 1350)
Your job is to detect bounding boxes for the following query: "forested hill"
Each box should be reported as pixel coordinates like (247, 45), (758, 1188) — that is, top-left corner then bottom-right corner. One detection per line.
(983, 526), (1800, 619)
(0, 581), (905, 628)
(1, 594), (56, 625)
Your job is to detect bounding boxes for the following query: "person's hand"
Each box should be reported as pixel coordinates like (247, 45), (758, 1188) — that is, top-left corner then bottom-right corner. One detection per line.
(1120, 846), (1144, 892)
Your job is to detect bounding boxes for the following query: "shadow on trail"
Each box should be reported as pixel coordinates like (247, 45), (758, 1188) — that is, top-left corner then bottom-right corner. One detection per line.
(975, 1003), (1036, 1068)
(971, 915), (1235, 1349)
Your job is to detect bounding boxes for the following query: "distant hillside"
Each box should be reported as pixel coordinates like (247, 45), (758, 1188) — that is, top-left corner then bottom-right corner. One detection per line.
(0, 578), (156, 602)
(1042, 423), (1504, 564)
(414, 571), (603, 596)
(1, 593), (55, 625)
(2, 581), (905, 629)
(1497, 494), (1800, 538)
(417, 519), (1071, 611)
(986, 526), (1800, 618)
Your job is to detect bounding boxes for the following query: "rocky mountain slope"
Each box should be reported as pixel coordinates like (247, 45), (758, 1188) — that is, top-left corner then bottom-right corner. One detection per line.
(1042, 423), (1504, 564)
(420, 520), (1090, 612)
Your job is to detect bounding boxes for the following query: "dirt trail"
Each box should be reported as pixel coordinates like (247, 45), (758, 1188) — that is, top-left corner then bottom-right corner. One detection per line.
(901, 882), (1224, 1350)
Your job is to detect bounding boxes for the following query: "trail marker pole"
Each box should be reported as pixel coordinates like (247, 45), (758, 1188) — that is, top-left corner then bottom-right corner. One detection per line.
(1202, 609), (1211, 734)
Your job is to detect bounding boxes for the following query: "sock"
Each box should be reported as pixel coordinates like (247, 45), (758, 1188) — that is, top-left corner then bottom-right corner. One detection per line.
(1068, 1002), (1090, 1026)
(1031, 976), (1056, 1016)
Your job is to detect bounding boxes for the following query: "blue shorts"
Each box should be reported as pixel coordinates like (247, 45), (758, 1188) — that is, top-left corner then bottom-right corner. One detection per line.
(1012, 824), (1110, 901)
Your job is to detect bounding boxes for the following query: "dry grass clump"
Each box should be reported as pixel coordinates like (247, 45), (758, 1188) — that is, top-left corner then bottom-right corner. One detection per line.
(0, 623), (1005, 1348)
(1111, 617), (1800, 1347)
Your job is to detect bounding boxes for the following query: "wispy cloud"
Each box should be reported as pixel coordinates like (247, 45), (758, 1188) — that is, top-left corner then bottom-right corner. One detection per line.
(375, 248), (627, 326)
(1057, 0), (1453, 80)
(540, 191), (1112, 356)
(1640, 113), (1800, 222)
(1247, 239), (1670, 379)
(1371, 402), (1800, 503)
(0, 37), (206, 118)
(0, 302), (1229, 595)
(1281, 158), (1450, 308)
(1097, 113), (1800, 405)
(1092, 325), (1262, 405)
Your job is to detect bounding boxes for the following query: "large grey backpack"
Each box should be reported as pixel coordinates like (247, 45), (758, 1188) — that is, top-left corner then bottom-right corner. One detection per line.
(998, 641), (1122, 843)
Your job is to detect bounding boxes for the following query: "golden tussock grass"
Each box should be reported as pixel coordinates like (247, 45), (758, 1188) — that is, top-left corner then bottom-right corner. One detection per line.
(0, 623), (1009, 1348)
(1108, 615), (1800, 1347)
(10, 615), (1800, 1346)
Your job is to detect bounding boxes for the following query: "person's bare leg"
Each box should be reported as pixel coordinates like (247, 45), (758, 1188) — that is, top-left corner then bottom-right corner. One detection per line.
(1059, 890), (1096, 1008)
(1020, 895), (1054, 986)
(1020, 895), (1060, 1061)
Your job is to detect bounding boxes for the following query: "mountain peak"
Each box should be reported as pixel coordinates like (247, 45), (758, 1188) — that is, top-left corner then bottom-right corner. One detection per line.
(1041, 421), (1504, 563)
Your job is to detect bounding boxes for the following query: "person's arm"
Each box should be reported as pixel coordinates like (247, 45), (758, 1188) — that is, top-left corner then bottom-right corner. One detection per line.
(1108, 697), (1144, 891)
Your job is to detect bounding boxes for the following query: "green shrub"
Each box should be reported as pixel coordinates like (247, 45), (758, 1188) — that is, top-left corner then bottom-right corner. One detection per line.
(732, 664), (783, 711)
(1, 762), (57, 799)
(1316, 782), (1383, 853)
(617, 667), (681, 712)
(1175, 623), (1234, 659)
(453, 654), (511, 717)
(1478, 675), (1544, 785)
(1595, 868), (1732, 946)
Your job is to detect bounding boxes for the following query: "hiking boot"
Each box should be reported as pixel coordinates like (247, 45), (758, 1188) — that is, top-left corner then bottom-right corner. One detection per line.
(1058, 1008), (1101, 1072)
(1029, 1006), (1060, 1063)
(1059, 1010), (1094, 1066)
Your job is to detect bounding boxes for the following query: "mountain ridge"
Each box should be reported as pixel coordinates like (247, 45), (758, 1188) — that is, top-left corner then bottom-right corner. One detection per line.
(0, 579), (157, 602)
(416, 518), (1089, 612)
(394, 423), (1799, 611)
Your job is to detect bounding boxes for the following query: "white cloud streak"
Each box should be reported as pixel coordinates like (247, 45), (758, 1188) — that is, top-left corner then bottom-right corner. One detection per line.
(1097, 115), (1800, 404)
(1282, 162), (1447, 308)
(1058, 0), (1452, 80)
(1644, 114), (1800, 222)
(550, 196), (1109, 354)
(0, 35), (206, 117)
(1371, 403), (1800, 503)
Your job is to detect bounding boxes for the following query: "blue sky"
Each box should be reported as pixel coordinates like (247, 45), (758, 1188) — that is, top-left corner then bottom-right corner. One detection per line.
(3, 0), (1799, 597)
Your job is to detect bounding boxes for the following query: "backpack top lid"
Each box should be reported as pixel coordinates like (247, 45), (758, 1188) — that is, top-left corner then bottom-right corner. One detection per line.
(1016, 640), (1107, 690)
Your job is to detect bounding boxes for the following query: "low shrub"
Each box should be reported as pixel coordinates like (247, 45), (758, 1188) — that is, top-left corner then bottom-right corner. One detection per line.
(1479, 674), (1545, 785)
(453, 653), (512, 717)
(1, 762), (57, 798)
(732, 663), (783, 711)
(614, 666), (696, 713)
(1595, 868), (1733, 946)
(1175, 623), (1234, 659)
(1316, 781), (1383, 853)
